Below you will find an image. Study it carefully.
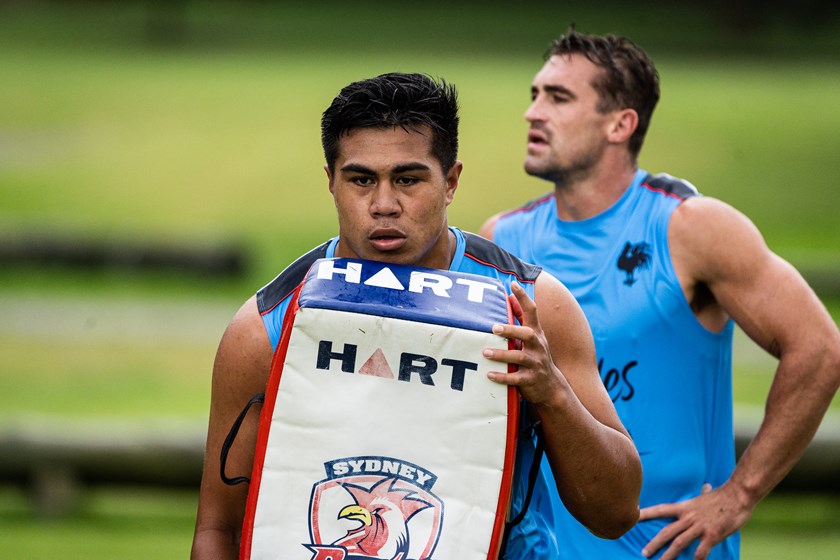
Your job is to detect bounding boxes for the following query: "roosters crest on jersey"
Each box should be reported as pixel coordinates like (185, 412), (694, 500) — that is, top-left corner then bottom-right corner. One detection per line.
(239, 259), (519, 560)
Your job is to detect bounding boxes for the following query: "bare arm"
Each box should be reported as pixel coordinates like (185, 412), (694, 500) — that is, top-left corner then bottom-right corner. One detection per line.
(486, 277), (642, 538)
(640, 197), (840, 559)
(191, 296), (274, 560)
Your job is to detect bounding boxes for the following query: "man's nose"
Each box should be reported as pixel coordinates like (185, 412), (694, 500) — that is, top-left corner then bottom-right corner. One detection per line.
(370, 183), (401, 216)
(524, 96), (544, 123)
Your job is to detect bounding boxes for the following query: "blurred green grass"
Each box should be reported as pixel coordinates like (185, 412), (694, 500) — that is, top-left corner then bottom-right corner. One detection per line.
(2, 485), (838, 559)
(0, 486), (197, 559)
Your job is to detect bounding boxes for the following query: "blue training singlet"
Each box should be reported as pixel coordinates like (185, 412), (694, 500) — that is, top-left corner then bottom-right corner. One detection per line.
(493, 170), (739, 559)
(256, 227), (561, 559)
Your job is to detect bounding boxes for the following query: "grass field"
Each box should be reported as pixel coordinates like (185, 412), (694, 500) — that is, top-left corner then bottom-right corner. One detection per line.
(1, 485), (839, 559)
(1, 2), (839, 558)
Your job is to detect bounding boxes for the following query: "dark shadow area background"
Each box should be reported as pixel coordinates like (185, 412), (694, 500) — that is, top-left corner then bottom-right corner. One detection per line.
(2, 0), (840, 58)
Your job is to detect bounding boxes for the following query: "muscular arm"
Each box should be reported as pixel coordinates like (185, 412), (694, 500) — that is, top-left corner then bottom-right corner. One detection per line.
(641, 197), (840, 559)
(191, 296), (274, 560)
(486, 276), (642, 538)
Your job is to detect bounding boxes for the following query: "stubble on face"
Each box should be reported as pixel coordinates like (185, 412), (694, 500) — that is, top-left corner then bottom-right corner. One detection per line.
(524, 140), (604, 188)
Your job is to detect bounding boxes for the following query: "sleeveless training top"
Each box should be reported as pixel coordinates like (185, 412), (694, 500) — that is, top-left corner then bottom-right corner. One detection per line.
(493, 170), (738, 559)
(257, 227), (561, 559)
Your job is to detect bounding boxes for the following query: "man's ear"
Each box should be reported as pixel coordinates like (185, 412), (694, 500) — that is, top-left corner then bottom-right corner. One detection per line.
(325, 164), (335, 195)
(607, 109), (638, 145)
(444, 160), (463, 205)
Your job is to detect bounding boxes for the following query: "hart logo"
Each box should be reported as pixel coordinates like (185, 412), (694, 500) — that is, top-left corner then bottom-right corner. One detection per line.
(316, 259), (499, 304)
(306, 456), (443, 560)
(317, 340), (478, 392)
(299, 259), (510, 335)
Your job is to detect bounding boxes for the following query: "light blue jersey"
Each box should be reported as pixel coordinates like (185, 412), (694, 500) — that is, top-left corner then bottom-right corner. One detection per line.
(256, 228), (562, 559)
(493, 170), (739, 559)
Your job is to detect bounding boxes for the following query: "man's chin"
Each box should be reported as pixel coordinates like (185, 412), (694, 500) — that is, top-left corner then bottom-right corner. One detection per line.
(363, 247), (411, 265)
(524, 161), (554, 181)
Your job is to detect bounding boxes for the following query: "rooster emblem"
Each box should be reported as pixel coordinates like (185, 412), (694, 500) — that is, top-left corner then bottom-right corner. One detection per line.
(332, 478), (433, 559)
(308, 457), (443, 560)
(617, 241), (652, 286)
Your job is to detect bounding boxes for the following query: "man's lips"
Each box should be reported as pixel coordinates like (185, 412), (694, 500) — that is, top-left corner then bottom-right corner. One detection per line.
(528, 129), (548, 142)
(527, 130), (548, 151)
(369, 229), (406, 251)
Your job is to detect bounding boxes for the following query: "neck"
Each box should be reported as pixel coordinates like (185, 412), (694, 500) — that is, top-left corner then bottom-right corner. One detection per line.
(423, 225), (457, 270)
(553, 165), (637, 221)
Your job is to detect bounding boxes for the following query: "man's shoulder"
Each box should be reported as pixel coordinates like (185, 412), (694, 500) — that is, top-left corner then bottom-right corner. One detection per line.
(640, 172), (700, 201)
(482, 192), (555, 246)
(461, 231), (542, 284)
(496, 192), (556, 224)
(256, 242), (331, 315)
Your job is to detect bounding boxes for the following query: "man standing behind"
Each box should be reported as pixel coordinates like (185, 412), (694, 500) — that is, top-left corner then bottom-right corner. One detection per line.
(481, 30), (840, 560)
(192, 72), (641, 559)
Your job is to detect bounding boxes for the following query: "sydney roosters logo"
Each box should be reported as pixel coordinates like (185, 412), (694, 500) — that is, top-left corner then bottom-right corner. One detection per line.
(306, 456), (443, 560)
(617, 241), (652, 286)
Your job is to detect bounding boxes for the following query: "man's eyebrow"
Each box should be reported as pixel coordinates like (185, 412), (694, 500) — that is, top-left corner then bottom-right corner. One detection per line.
(339, 162), (431, 175)
(392, 162), (431, 174)
(533, 84), (576, 99)
(340, 163), (376, 174)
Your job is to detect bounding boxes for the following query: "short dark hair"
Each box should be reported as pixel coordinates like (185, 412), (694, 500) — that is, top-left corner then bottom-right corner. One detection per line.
(547, 29), (660, 160)
(321, 73), (459, 174)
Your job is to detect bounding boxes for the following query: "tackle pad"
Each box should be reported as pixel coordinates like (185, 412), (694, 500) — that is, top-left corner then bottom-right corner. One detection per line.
(240, 258), (519, 560)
